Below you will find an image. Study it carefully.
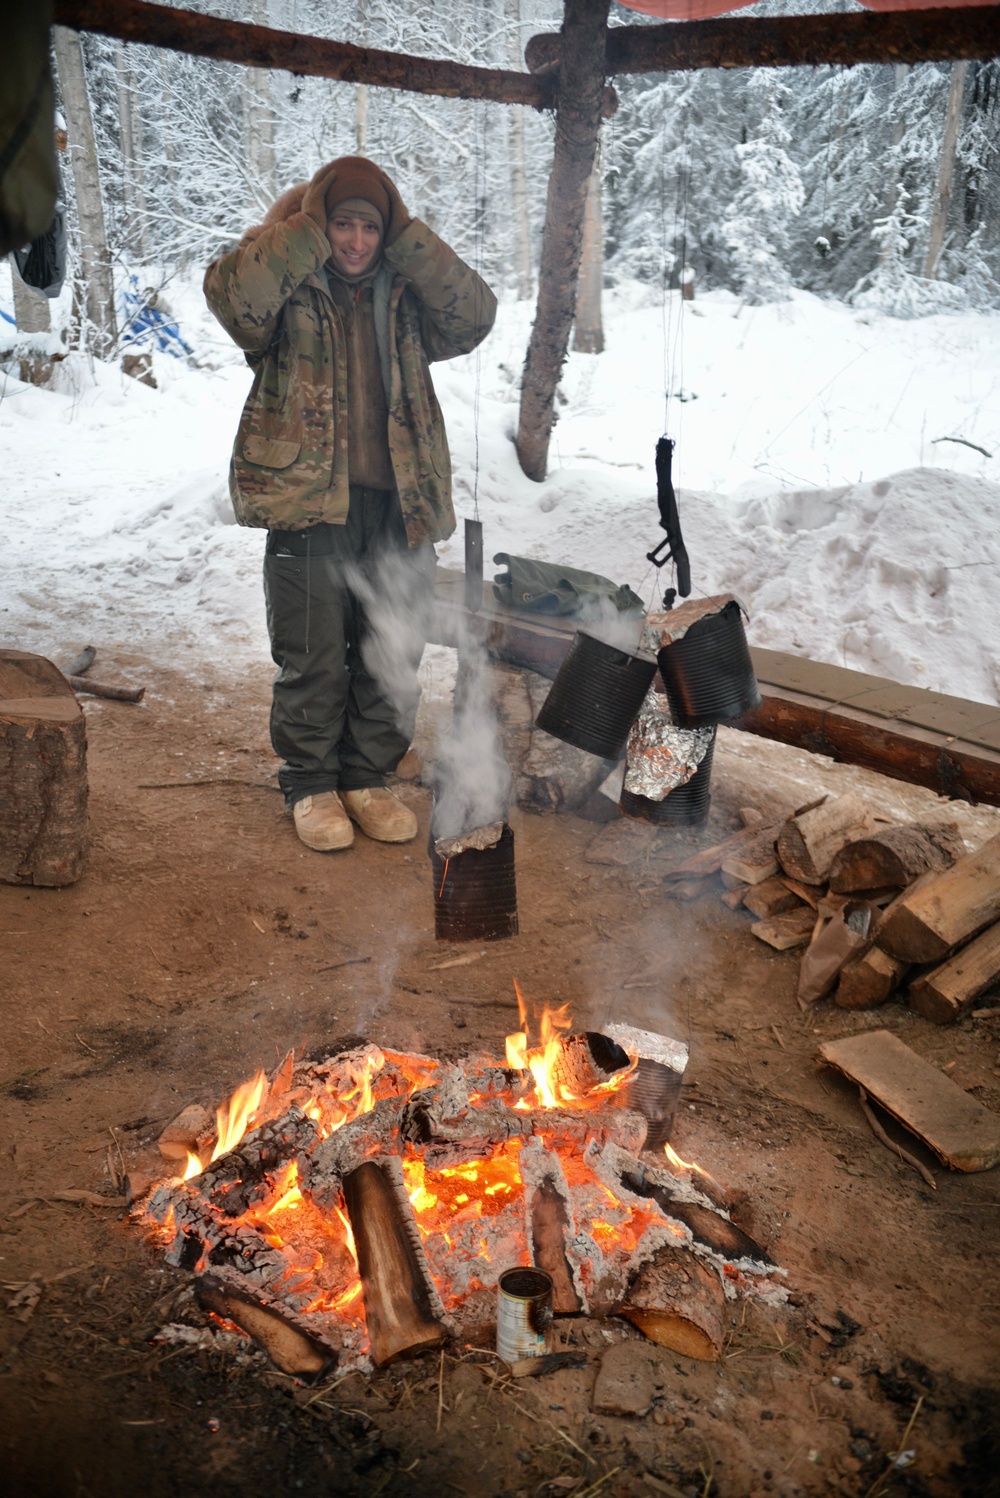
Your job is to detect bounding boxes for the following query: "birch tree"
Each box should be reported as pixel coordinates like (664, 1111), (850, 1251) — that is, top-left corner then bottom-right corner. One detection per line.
(53, 25), (117, 355)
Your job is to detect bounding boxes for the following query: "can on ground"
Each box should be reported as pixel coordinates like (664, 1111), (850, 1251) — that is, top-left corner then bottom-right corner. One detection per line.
(496, 1266), (554, 1365)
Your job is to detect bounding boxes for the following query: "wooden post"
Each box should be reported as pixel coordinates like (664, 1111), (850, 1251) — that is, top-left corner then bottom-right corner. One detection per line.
(0, 651), (89, 887)
(572, 152), (604, 354)
(515, 0), (610, 481)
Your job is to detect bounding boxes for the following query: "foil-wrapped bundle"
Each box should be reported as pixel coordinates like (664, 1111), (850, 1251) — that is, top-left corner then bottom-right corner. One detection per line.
(641, 593), (744, 652)
(623, 691), (714, 802)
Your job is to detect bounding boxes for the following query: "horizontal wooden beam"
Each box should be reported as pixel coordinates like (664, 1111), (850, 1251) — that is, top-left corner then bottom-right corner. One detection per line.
(526, 7), (1000, 75)
(52, 0), (556, 109)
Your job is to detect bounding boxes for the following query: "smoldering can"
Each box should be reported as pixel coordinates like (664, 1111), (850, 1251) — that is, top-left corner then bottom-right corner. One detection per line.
(496, 1266), (553, 1365)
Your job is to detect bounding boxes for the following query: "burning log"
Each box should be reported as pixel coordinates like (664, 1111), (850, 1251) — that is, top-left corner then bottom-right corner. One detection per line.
(342, 1160), (447, 1366)
(617, 1245), (726, 1361)
(196, 1269), (334, 1377)
(828, 821), (965, 893)
(550, 1031), (632, 1100)
(521, 1139), (584, 1314)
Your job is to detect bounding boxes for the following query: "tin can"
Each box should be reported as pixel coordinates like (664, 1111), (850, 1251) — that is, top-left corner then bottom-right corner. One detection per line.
(497, 1266), (553, 1365)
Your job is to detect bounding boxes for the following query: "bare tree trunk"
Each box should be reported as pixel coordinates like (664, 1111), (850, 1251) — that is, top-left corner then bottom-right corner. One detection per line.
(245, 0), (276, 210)
(572, 152), (603, 353)
(506, 0), (533, 300)
(10, 261), (52, 385)
(516, 0), (611, 482)
(879, 63), (907, 269)
(116, 41), (151, 263)
(924, 59), (969, 278)
(355, 0), (369, 155)
(53, 25), (118, 357)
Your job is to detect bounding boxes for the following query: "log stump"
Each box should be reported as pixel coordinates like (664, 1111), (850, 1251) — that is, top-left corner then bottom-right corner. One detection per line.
(0, 650), (88, 886)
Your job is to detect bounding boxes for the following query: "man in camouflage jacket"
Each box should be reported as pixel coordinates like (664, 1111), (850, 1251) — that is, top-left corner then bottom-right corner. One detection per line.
(205, 157), (496, 852)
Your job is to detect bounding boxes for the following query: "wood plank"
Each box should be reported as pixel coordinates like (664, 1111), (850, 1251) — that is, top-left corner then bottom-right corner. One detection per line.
(742, 876), (802, 920)
(877, 830), (1000, 964)
(819, 1030), (1000, 1172)
(721, 825), (780, 886)
(750, 907), (816, 951)
(908, 922), (1000, 1025)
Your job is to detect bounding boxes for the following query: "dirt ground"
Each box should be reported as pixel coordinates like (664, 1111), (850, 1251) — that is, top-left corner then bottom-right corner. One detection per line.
(2, 646), (1000, 1498)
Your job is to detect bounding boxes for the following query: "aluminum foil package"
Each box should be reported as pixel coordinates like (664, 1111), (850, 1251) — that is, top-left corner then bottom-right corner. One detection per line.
(641, 593), (744, 652)
(623, 691), (714, 801)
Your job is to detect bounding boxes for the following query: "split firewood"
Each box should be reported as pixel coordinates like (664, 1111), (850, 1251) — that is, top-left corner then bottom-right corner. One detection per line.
(776, 792), (874, 885)
(819, 1029), (1000, 1172)
(196, 1271), (333, 1377)
(877, 830), (1000, 965)
(720, 870), (747, 890)
(828, 822), (965, 893)
(342, 1160), (446, 1366)
(908, 921), (1000, 1025)
(742, 877), (803, 920)
(157, 1103), (214, 1164)
(834, 946), (909, 1010)
(617, 1246), (726, 1361)
(779, 876), (823, 909)
(720, 824), (780, 886)
(1, 649), (89, 887)
(68, 675), (145, 703)
(661, 820), (783, 883)
(722, 887), (747, 911)
(751, 907), (817, 951)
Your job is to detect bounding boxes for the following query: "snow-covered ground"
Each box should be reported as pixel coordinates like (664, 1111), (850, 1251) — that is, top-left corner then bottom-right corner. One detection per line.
(2, 270), (999, 705)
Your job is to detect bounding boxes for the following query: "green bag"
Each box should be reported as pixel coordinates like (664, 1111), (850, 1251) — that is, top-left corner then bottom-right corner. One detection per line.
(492, 553), (644, 618)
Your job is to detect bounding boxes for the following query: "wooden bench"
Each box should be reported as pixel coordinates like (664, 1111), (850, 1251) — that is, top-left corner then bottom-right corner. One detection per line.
(431, 569), (1000, 809)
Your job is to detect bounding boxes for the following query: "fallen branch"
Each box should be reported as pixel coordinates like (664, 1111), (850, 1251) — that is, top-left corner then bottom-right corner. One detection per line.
(932, 436), (992, 459)
(64, 646), (96, 676)
(70, 675), (144, 703)
(857, 1086), (936, 1190)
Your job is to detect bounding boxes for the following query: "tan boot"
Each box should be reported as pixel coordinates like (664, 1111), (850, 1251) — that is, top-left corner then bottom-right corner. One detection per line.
(340, 787), (417, 843)
(293, 792), (354, 851)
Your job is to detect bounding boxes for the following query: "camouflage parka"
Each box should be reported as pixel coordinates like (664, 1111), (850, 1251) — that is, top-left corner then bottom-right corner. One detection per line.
(203, 207), (497, 546)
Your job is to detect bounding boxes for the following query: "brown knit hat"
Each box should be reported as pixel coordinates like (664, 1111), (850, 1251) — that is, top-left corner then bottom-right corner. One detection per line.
(324, 157), (390, 226)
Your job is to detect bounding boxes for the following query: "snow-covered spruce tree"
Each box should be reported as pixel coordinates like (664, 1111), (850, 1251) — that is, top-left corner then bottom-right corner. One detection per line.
(604, 68), (746, 292)
(723, 70), (803, 303)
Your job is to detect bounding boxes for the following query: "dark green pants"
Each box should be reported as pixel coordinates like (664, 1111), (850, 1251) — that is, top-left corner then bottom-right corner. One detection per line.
(263, 487), (435, 809)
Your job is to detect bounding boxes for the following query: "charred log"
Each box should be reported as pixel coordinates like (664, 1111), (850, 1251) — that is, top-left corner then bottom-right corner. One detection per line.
(342, 1161), (446, 1366)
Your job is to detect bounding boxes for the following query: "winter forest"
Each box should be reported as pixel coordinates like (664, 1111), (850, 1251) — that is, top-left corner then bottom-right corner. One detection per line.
(10, 0), (1000, 364)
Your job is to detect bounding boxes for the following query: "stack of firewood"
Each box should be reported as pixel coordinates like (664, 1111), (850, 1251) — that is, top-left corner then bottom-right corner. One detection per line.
(663, 793), (1000, 1023)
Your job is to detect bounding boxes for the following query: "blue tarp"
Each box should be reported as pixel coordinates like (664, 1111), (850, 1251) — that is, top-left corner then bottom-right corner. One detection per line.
(120, 276), (194, 358)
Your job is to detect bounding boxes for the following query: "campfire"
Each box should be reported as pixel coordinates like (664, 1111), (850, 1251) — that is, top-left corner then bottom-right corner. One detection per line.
(138, 990), (784, 1377)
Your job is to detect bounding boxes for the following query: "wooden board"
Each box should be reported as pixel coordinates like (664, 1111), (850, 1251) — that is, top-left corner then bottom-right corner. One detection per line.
(819, 1030), (1000, 1172)
(750, 906), (816, 951)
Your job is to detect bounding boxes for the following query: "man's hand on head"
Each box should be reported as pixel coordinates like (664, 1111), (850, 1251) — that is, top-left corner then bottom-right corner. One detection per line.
(302, 162), (340, 233)
(377, 168), (412, 246)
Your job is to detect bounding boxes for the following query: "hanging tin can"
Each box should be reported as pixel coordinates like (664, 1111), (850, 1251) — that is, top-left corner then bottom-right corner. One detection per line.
(496, 1266), (553, 1365)
(535, 631), (657, 759)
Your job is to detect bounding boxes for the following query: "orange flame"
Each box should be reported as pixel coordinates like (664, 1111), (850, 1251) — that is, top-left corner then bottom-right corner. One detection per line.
(663, 1142), (721, 1194)
(505, 979), (574, 1108)
(211, 1069), (268, 1162)
(181, 1149), (203, 1182)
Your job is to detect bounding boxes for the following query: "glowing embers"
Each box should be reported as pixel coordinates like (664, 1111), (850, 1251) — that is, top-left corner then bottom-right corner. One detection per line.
(137, 1024), (782, 1377)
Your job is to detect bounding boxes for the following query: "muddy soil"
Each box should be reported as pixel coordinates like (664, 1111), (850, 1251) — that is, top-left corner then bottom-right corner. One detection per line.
(2, 648), (1000, 1498)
